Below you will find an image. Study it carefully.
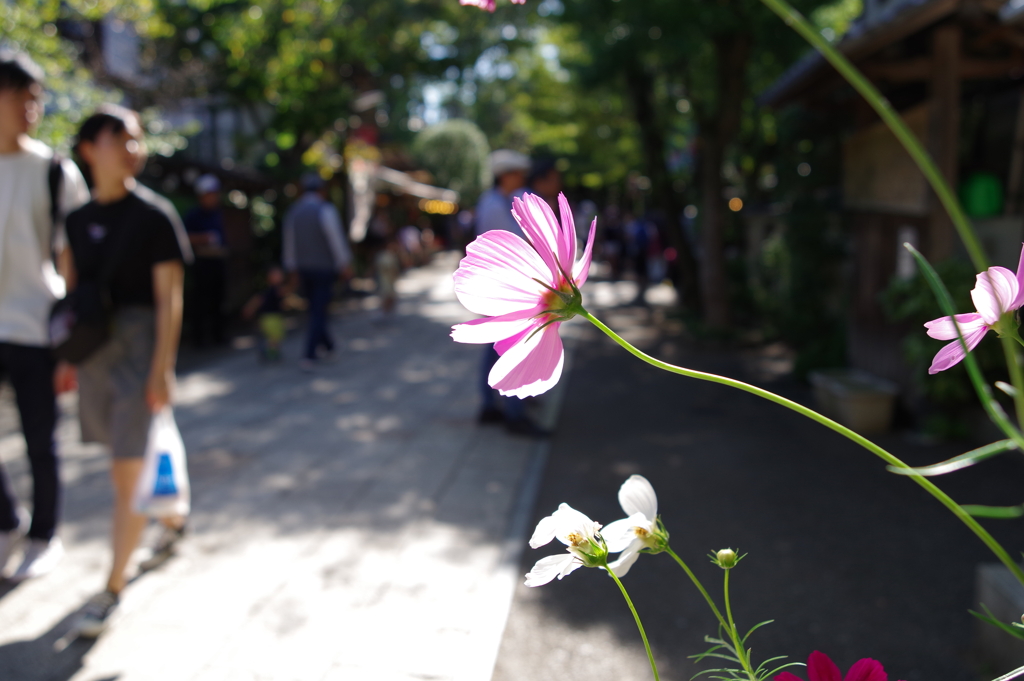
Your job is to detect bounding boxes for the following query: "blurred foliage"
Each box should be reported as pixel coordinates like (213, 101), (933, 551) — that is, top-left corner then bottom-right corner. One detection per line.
(882, 261), (1009, 439)
(412, 119), (490, 205)
(752, 197), (846, 377)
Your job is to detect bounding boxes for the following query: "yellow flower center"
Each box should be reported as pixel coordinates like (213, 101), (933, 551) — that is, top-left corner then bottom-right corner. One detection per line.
(566, 531), (586, 548)
(633, 526), (650, 538)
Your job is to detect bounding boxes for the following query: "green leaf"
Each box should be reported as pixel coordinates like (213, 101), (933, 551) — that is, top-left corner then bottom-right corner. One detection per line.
(970, 604), (1024, 641)
(887, 440), (1017, 476)
(962, 504), (1024, 519)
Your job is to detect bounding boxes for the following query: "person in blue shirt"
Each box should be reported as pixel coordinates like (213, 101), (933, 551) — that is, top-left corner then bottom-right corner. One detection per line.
(473, 150), (547, 438)
(184, 174), (228, 347)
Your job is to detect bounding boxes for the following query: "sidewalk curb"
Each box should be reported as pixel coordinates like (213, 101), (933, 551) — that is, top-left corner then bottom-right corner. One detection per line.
(476, 337), (577, 681)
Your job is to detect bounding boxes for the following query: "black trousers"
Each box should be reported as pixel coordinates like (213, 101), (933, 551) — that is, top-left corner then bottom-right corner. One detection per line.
(0, 343), (58, 540)
(189, 257), (226, 346)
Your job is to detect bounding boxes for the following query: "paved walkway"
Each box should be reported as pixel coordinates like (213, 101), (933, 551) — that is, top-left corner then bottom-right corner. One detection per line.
(0, 252), (567, 681)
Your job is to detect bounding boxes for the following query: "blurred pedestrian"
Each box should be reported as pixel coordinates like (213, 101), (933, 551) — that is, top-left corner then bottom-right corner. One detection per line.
(64, 105), (191, 637)
(184, 174), (228, 347)
(242, 265), (288, 361)
(375, 236), (401, 317)
(0, 51), (89, 581)
(473, 150), (546, 437)
(282, 173), (352, 371)
(527, 157), (562, 212)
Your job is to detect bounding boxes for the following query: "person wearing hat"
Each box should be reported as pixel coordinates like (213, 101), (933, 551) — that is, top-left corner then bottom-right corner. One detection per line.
(472, 150), (547, 437)
(184, 173), (228, 347)
(282, 172), (352, 370)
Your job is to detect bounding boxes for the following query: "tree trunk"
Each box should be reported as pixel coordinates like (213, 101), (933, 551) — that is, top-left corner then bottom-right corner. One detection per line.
(698, 33), (751, 330)
(625, 62), (702, 313)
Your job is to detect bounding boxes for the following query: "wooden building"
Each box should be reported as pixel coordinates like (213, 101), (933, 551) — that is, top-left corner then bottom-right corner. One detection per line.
(762, 0), (1024, 386)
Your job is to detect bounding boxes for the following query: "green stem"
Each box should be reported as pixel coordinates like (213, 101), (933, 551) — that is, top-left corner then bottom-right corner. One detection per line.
(666, 547), (729, 629)
(723, 570), (757, 681)
(755, 0), (988, 273)
(581, 309), (1024, 587)
(606, 567), (660, 681)
(1000, 335), (1024, 428)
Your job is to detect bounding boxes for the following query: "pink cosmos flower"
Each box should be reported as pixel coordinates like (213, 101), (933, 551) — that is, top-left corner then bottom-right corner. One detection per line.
(450, 192), (596, 398)
(924, 245), (1024, 374)
(459, 0), (525, 12)
(775, 651), (902, 681)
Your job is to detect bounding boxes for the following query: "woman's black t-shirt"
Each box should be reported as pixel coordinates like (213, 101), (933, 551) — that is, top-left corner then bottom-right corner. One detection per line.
(66, 190), (185, 308)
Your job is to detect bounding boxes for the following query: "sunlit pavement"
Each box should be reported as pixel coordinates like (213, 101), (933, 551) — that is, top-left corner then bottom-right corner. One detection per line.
(0, 251), (571, 681)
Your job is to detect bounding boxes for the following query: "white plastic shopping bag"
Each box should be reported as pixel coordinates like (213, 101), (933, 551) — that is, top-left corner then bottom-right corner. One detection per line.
(133, 407), (191, 517)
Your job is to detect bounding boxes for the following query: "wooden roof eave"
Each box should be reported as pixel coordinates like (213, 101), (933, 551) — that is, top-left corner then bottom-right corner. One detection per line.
(758, 0), (962, 107)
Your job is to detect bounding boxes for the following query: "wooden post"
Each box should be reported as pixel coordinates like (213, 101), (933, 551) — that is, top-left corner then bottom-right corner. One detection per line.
(927, 23), (961, 262)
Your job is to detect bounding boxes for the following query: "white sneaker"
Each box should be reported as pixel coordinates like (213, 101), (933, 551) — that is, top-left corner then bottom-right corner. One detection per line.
(138, 523), (186, 572)
(0, 509), (29, 577)
(10, 537), (63, 582)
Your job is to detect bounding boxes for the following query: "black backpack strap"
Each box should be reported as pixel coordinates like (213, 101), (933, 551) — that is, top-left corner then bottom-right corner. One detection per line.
(48, 154), (64, 257)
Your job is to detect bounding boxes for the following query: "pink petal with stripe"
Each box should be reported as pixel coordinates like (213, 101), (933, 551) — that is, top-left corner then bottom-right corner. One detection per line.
(928, 325), (989, 374)
(972, 266), (1019, 325)
(557, 193), (577, 275)
(573, 217), (597, 286)
(1013, 243), (1024, 309)
(924, 312), (986, 341)
(513, 194), (562, 279)
(453, 230), (551, 317)
(489, 322), (564, 397)
(450, 305), (544, 344)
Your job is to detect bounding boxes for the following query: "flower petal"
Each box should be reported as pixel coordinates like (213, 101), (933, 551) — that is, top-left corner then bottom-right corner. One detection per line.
(529, 512), (559, 549)
(928, 325), (989, 374)
(603, 517), (646, 553)
(971, 266), (1020, 325)
(807, 651), (844, 681)
(525, 554), (576, 587)
(453, 230), (552, 317)
(512, 194), (561, 280)
(573, 217), (597, 287)
(450, 306), (544, 345)
(489, 322), (564, 398)
(558, 557), (583, 580)
(923, 313), (985, 341)
(619, 475), (658, 520)
(1015, 243), (1024, 309)
(448, 303), (544, 342)
(843, 659), (887, 681)
(774, 674), (805, 681)
(551, 503), (600, 544)
(557, 193), (577, 275)
(607, 546), (641, 577)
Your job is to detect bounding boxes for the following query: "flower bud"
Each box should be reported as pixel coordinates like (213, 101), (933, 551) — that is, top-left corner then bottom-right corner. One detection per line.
(715, 548), (738, 569)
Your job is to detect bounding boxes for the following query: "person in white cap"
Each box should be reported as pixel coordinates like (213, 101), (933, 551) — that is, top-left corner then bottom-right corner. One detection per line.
(184, 173), (228, 347)
(472, 150), (547, 437)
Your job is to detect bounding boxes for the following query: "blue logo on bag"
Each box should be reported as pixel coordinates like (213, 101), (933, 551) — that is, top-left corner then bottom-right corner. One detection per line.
(153, 453), (178, 496)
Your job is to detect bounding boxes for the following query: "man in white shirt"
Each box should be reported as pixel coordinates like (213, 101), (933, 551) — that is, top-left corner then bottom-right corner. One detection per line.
(282, 173), (352, 370)
(0, 51), (89, 580)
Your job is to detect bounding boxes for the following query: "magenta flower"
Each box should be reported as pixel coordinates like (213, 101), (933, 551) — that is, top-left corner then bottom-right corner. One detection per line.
(924, 245), (1024, 374)
(459, 0), (525, 12)
(451, 192), (596, 397)
(775, 651), (900, 681)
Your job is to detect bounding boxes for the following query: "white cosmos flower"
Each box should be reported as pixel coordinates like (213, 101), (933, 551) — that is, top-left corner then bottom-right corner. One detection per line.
(525, 503), (609, 587)
(602, 475), (666, 577)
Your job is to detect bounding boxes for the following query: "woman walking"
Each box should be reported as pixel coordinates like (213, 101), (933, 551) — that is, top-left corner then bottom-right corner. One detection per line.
(61, 106), (191, 637)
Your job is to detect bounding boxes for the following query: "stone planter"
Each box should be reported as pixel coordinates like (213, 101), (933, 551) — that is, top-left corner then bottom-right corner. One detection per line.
(808, 369), (898, 435)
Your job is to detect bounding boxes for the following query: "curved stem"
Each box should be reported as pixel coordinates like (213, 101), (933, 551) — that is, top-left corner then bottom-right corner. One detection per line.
(606, 567), (660, 681)
(722, 570), (757, 681)
(666, 547), (729, 629)
(754, 0), (988, 273)
(582, 309), (1024, 587)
